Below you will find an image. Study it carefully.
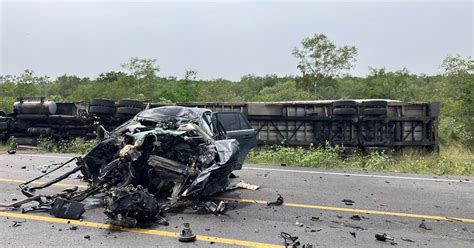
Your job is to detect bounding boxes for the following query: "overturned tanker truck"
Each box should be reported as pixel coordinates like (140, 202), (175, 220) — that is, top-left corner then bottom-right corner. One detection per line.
(1, 106), (257, 227)
(0, 97), (440, 153)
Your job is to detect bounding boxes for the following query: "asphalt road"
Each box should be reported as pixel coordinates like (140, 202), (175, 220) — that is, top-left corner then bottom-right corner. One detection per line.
(0, 152), (473, 247)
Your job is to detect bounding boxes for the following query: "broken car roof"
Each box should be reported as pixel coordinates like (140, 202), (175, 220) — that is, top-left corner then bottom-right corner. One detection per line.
(137, 106), (211, 123)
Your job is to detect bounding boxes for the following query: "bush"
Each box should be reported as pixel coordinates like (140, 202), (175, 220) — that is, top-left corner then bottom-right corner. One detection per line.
(37, 137), (98, 154)
(248, 145), (474, 176)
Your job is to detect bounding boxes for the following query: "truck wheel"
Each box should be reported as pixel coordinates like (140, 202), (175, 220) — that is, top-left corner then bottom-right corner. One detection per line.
(117, 99), (144, 109)
(364, 108), (387, 116)
(116, 107), (141, 115)
(333, 100), (357, 108)
(89, 106), (115, 115)
(0, 122), (8, 130)
(333, 108), (357, 116)
(90, 98), (115, 108)
(362, 100), (387, 108)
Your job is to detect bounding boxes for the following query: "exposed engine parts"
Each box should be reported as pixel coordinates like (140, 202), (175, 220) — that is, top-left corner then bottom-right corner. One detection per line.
(4, 106), (252, 227)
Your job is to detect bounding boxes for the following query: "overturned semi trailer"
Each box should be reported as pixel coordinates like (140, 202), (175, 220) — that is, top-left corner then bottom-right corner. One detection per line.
(2, 98), (439, 153)
(161, 100), (440, 153)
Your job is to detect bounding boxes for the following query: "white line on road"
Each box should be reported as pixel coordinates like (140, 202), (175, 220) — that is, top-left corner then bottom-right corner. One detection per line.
(10, 154), (472, 184)
(243, 167), (473, 183)
(12, 154), (77, 159)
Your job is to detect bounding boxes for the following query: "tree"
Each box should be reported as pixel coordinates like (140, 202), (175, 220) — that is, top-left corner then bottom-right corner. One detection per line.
(121, 57), (160, 80)
(97, 71), (128, 82)
(183, 69), (197, 81)
(292, 33), (358, 99)
(440, 54), (473, 75)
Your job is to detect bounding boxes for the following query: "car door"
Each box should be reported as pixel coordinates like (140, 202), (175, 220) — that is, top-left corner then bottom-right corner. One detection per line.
(213, 112), (257, 168)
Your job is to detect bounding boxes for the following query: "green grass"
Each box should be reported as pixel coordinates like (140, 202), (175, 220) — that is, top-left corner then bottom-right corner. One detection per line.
(37, 137), (99, 154)
(247, 145), (474, 176)
(0, 144), (8, 152)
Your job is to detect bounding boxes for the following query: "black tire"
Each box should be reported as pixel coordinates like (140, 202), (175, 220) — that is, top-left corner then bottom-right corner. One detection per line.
(333, 108), (357, 116)
(116, 113), (135, 120)
(364, 108), (387, 116)
(90, 98), (115, 108)
(116, 107), (141, 115)
(333, 100), (357, 108)
(89, 106), (115, 115)
(362, 100), (387, 108)
(117, 99), (144, 109)
(0, 122), (7, 130)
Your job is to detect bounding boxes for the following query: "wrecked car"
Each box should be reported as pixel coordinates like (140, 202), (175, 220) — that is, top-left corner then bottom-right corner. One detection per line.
(3, 106), (257, 226)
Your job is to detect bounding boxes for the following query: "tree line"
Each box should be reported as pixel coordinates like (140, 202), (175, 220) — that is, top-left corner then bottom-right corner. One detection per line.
(0, 34), (472, 147)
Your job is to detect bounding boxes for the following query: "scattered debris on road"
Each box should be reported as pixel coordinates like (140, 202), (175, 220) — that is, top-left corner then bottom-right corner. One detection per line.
(342, 199), (355, 205)
(350, 214), (362, 221)
(11, 220), (25, 227)
(401, 237), (415, 243)
(178, 223), (196, 242)
(419, 222), (432, 230)
(267, 194), (284, 206)
(281, 232), (300, 247)
(375, 233), (397, 245)
(310, 216), (320, 221)
(1, 106), (254, 228)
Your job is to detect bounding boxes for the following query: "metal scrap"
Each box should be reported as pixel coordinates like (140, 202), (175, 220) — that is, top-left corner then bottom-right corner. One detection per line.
(178, 223), (196, 242)
(281, 232), (300, 247)
(267, 194), (284, 206)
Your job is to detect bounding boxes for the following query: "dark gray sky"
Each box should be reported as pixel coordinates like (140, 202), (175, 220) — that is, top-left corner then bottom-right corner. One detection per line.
(1, 0), (472, 80)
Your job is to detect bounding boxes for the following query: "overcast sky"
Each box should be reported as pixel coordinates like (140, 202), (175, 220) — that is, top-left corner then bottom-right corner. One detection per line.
(1, 0), (472, 80)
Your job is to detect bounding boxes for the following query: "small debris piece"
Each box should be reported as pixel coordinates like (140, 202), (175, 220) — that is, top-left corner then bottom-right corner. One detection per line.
(7, 150), (16, 155)
(350, 231), (356, 238)
(69, 226), (78, 231)
(295, 222), (303, 227)
(50, 198), (85, 220)
(203, 201), (226, 214)
(342, 199), (355, 205)
(236, 181), (260, 190)
(350, 214), (362, 221)
(280, 232), (300, 247)
(178, 223), (196, 242)
(419, 222), (432, 230)
(280, 163), (287, 166)
(375, 233), (394, 242)
(12, 220), (24, 227)
(401, 238), (415, 243)
(343, 222), (364, 230)
(310, 216), (320, 221)
(267, 195), (284, 206)
(84, 235), (91, 240)
(20, 166), (26, 169)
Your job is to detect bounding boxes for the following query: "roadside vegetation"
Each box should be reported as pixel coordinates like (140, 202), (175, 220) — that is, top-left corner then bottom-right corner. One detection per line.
(248, 145), (474, 176)
(1, 33), (472, 175)
(37, 137), (99, 154)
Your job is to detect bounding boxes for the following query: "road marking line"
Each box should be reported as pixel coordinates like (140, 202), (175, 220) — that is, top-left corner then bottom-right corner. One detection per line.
(214, 197), (474, 223)
(6, 153), (472, 183)
(11, 154), (76, 159)
(0, 212), (282, 248)
(2, 178), (473, 224)
(244, 167), (473, 184)
(0, 178), (88, 188)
